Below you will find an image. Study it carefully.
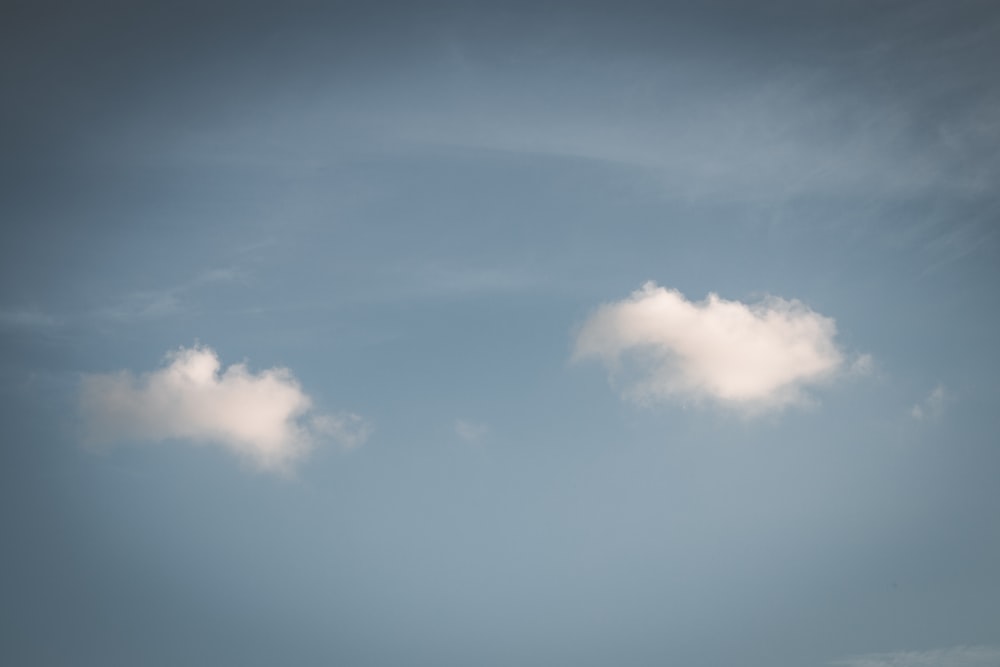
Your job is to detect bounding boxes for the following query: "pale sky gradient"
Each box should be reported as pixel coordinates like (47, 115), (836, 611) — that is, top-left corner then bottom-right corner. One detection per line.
(2, 1), (998, 666)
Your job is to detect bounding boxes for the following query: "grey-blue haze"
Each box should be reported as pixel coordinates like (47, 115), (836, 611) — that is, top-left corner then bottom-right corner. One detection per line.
(2, 1), (999, 665)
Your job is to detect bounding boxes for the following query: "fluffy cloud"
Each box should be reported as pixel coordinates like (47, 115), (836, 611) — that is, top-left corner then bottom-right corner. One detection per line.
(80, 345), (369, 472)
(574, 282), (847, 412)
(831, 645), (1000, 667)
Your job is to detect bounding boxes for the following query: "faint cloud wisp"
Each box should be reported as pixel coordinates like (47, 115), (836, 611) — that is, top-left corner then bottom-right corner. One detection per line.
(312, 412), (372, 451)
(0, 308), (60, 331)
(831, 645), (1000, 667)
(454, 419), (489, 444)
(97, 267), (246, 323)
(911, 384), (948, 421)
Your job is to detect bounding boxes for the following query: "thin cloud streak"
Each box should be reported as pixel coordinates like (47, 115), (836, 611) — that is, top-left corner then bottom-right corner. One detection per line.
(0, 308), (60, 331)
(96, 267), (246, 323)
(831, 645), (1000, 667)
(454, 419), (488, 444)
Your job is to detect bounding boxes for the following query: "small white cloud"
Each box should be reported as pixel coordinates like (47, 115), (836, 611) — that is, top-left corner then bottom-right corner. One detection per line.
(911, 383), (948, 421)
(80, 345), (366, 472)
(573, 282), (849, 413)
(454, 419), (489, 443)
(831, 645), (1000, 667)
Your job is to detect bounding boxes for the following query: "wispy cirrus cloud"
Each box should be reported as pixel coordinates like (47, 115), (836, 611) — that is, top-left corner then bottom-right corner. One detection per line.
(0, 308), (60, 331)
(831, 645), (1000, 667)
(574, 282), (853, 413)
(97, 267), (245, 323)
(80, 344), (369, 472)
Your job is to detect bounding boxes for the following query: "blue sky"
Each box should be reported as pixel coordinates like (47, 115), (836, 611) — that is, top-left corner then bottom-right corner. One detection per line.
(2, 2), (999, 665)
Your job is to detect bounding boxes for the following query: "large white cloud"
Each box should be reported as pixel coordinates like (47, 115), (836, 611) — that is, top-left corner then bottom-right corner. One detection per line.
(573, 282), (847, 412)
(80, 345), (369, 472)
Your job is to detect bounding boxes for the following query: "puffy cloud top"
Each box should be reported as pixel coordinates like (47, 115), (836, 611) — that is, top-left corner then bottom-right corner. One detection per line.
(574, 282), (846, 411)
(80, 345), (369, 472)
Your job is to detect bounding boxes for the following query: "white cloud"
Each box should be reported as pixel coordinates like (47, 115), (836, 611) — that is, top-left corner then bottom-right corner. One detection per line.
(80, 345), (369, 472)
(911, 384), (948, 421)
(454, 419), (489, 443)
(573, 282), (847, 412)
(831, 645), (1000, 667)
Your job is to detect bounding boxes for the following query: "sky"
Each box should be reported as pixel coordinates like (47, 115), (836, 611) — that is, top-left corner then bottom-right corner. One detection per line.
(1, 1), (999, 665)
